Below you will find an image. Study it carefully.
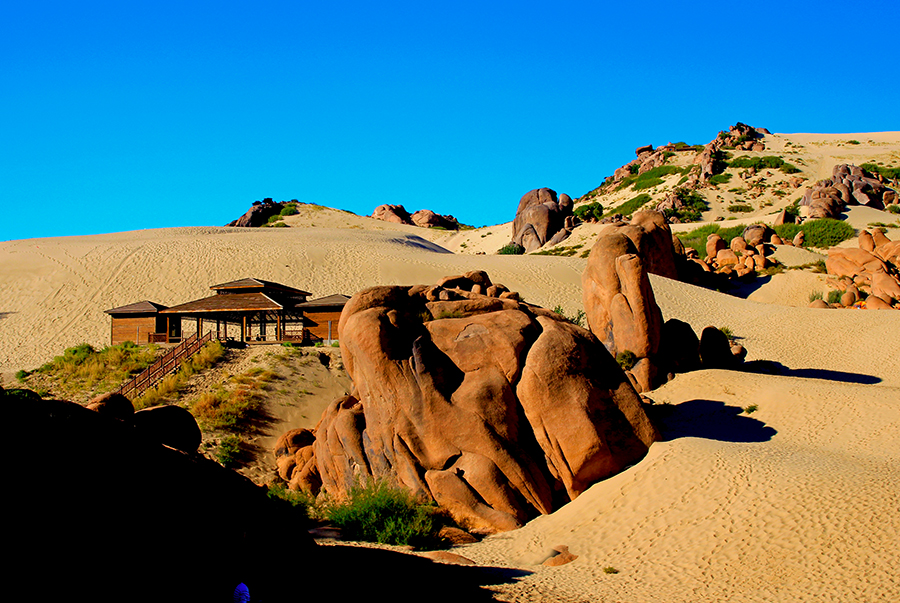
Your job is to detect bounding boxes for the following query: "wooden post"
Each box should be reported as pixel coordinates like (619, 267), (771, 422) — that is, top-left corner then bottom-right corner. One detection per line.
(242, 315), (247, 341)
(276, 314), (282, 342)
(166, 316), (170, 344)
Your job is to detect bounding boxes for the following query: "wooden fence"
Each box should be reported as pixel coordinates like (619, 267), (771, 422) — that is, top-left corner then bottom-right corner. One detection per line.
(117, 331), (214, 400)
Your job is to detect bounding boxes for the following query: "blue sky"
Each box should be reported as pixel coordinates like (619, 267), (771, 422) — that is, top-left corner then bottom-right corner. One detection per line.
(2, 0), (898, 242)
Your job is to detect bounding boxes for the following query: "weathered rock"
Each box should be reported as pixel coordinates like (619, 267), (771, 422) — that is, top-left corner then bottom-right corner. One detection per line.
(742, 224), (773, 247)
(808, 299), (830, 309)
(582, 233), (664, 393)
(133, 404), (202, 453)
(411, 209), (459, 230)
(698, 326), (739, 369)
(706, 234), (727, 261)
(308, 277), (657, 534)
(372, 204), (413, 225)
(596, 211), (679, 280)
(86, 392), (134, 421)
(509, 188), (574, 253)
(866, 295), (895, 310)
(658, 318), (701, 374)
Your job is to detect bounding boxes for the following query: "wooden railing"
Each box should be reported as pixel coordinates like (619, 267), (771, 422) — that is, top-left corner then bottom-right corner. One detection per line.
(118, 331), (215, 400)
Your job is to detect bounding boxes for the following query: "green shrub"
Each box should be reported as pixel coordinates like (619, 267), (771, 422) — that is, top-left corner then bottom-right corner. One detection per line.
(887, 205), (900, 214)
(497, 243), (525, 255)
(266, 482), (314, 520)
(15, 370), (28, 381)
(616, 350), (637, 371)
(743, 404), (758, 414)
(573, 202), (604, 222)
(321, 479), (445, 549)
(774, 219), (856, 249)
(827, 290), (843, 304)
(603, 566), (620, 574)
(616, 166), (683, 192)
(664, 188), (707, 222)
(604, 193), (652, 218)
(216, 434), (243, 467)
(728, 204), (753, 213)
(37, 341), (159, 397)
(860, 163), (900, 180)
(709, 173), (733, 186)
(280, 203), (299, 216)
(808, 290), (823, 302)
(533, 244), (584, 256)
(553, 305), (586, 327)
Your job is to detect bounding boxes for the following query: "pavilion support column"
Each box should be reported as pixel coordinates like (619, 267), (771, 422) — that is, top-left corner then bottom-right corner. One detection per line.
(242, 316), (247, 342)
(277, 314), (282, 342)
(166, 316), (170, 344)
(196, 317), (201, 338)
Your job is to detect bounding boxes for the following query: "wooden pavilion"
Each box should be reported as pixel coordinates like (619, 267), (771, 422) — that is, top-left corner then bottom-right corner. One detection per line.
(106, 278), (350, 346)
(158, 278), (313, 343)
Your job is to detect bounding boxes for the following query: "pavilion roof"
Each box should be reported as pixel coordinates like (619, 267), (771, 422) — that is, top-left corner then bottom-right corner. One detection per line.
(296, 294), (351, 309)
(160, 292), (283, 314)
(209, 278), (312, 297)
(105, 300), (168, 315)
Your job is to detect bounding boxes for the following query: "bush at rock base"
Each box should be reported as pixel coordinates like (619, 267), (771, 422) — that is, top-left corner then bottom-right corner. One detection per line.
(321, 479), (447, 549)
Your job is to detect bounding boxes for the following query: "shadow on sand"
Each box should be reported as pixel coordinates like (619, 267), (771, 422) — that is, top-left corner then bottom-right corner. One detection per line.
(742, 359), (881, 384)
(649, 399), (777, 443)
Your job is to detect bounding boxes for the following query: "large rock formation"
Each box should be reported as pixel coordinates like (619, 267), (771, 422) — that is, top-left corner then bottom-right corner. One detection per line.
(293, 272), (658, 534)
(509, 188), (575, 252)
(581, 210), (748, 389)
(581, 223), (665, 393)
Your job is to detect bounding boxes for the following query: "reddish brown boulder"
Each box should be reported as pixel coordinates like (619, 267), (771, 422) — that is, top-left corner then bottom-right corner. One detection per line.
(86, 392), (134, 421)
(372, 204), (413, 224)
(133, 404), (201, 453)
(308, 277), (657, 534)
(598, 211), (679, 280)
(582, 232), (664, 393)
(509, 188), (575, 253)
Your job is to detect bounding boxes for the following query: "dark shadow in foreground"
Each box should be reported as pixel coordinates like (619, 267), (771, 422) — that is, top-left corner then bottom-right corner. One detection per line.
(742, 359), (882, 385)
(648, 399), (777, 443)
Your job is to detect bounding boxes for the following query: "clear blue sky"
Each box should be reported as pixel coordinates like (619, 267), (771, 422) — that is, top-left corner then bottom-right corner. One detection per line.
(2, 0), (897, 242)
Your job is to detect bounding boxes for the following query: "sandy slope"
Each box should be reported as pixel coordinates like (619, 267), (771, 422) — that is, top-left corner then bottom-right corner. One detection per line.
(2, 132), (900, 602)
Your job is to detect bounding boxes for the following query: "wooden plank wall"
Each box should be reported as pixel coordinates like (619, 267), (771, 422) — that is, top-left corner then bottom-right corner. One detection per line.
(304, 310), (342, 342)
(110, 316), (157, 345)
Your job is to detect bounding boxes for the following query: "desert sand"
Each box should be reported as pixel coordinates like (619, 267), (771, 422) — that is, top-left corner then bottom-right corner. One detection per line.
(2, 132), (900, 602)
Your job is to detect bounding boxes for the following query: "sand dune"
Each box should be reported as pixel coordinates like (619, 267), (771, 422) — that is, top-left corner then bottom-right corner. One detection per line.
(2, 132), (900, 602)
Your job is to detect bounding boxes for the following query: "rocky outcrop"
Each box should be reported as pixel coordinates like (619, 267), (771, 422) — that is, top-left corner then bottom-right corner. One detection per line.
(372, 204), (460, 230)
(800, 164), (896, 218)
(509, 188), (574, 252)
(228, 198), (288, 227)
(289, 272), (658, 534)
(372, 204), (413, 224)
(823, 229), (900, 309)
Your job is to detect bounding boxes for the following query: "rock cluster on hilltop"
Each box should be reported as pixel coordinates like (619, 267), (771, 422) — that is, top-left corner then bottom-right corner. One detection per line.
(278, 270), (658, 534)
(228, 198), (290, 227)
(509, 188), (575, 252)
(823, 229), (900, 309)
(371, 204), (460, 230)
(801, 164), (898, 218)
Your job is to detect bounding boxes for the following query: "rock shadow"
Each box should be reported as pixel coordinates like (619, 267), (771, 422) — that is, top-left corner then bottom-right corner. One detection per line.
(0, 311), (14, 320)
(649, 399), (776, 443)
(724, 274), (773, 299)
(742, 359), (881, 384)
(304, 546), (531, 603)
